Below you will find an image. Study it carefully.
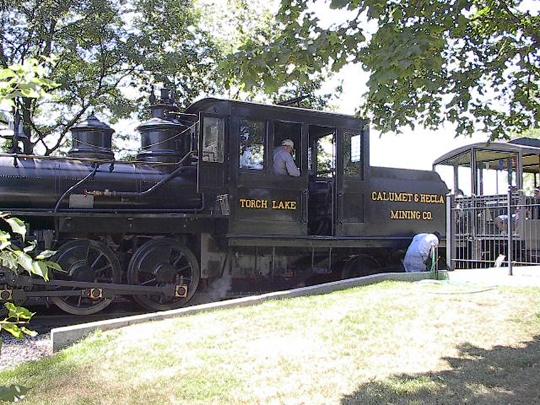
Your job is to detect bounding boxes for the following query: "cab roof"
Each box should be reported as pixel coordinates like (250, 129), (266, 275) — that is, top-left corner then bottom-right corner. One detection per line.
(185, 97), (368, 129)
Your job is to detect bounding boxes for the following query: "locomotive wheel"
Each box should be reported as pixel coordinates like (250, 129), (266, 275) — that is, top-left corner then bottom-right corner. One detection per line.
(127, 238), (200, 311)
(51, 240), (122, 315)
(341, 255), (381, 279)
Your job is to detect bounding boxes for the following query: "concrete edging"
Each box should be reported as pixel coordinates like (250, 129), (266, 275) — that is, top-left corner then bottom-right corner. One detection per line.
(51, 271), (435, 352)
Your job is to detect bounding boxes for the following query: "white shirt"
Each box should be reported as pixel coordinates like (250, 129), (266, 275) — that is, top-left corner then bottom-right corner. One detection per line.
(403, 233), (439, 272)
(273, 146), (300, 176)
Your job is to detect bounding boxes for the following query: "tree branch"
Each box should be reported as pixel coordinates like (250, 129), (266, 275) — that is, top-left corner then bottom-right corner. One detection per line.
(48, 105), (89, 154)
(498, 0), (540, 46)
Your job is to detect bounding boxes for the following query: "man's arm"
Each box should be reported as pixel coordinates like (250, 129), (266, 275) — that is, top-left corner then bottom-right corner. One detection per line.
(284, 154), (300, 177)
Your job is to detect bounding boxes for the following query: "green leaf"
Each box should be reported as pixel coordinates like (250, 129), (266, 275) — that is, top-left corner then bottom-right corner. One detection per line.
(20, 326), (38, 337)
(23, 240), (37, 253)
(31, 261), (50, 281)
(2, 323), (24, 339)
(44, 260), (63, 272)
(36, 250), (56, 260)
(14, 250), (33, 273)
(5, 217), (26, 241)
(1, 253), (19, 270)
(476, 6), (491, 17)
(5, 302), (34, 321)
(0, 69), (16, 80)
(0, 230), (10, 242)
(330, 0), (350, 9)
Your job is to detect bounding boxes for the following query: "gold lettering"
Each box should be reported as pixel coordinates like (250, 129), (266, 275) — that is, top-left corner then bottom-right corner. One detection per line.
(390, 210), (430, 220)
(270, 200), (297, 210)
(415, 193), (446, 204)
(372, 191), (446, 205)
(239, 199), (270, 209)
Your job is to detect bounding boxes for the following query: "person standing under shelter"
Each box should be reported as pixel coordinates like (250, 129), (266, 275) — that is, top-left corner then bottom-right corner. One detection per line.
(403, 232), (441, 272)
(273, 139), (300, 177)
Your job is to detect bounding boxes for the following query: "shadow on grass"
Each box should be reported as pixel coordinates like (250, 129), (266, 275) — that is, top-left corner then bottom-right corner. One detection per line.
(342, 336), (540, 405)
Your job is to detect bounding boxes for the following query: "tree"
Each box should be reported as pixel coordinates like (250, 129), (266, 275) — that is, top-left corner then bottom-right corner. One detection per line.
(0, 0), (223, 155)
(269, 76), (343, 110)
(225, 0), (539, 139)
(0, 58), (57, 152)
(0, 61), (60, 356)
(204, 0), (340, 110)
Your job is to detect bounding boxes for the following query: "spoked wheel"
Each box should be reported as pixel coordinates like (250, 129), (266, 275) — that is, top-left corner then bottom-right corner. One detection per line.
(51, 240), (122, 315)
(127, 238), (200, 311)
(341, 255), (381, 279)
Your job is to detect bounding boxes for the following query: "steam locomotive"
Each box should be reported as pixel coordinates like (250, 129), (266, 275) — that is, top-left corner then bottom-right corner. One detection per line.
(0, 90), (448, 315)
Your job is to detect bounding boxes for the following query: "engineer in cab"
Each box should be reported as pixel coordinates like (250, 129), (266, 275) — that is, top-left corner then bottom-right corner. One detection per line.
(273, 139), (300, 177)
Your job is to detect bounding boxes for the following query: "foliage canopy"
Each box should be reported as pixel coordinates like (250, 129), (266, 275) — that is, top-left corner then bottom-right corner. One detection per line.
(0, 0), (222, 154)
(225, 0), (540, 139)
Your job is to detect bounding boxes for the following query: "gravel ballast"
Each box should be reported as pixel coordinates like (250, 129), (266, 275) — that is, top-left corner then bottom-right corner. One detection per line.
(0, 333), (52, 371)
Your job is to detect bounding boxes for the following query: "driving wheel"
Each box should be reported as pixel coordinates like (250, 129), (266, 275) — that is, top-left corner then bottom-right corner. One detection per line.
(127, 238), (200, 311)
(51, 239), (122, 315)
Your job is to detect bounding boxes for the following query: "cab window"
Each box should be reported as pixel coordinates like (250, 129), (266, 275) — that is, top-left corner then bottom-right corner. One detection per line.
(201, 117), (225, 163)
(343, 131), (362, 177)
(239, 119), (265, 170)
(309, 127), (335, 178)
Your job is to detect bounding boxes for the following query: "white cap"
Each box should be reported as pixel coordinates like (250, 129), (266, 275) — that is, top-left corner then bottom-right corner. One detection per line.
(281, 139), (294, 147)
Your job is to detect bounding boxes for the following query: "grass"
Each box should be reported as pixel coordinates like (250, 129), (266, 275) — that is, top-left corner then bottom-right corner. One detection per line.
(1, 280), (540, 404)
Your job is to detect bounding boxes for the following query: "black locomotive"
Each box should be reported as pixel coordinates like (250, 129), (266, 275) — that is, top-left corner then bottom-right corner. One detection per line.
(0, 89), (448, 315)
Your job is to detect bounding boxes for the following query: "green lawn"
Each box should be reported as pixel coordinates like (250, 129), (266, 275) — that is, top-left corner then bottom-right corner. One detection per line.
(1, 280), (540, 404)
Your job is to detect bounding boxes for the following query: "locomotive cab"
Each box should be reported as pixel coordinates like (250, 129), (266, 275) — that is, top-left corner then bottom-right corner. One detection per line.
(191, 98), (370, 238)
(191, 97), (447, 242)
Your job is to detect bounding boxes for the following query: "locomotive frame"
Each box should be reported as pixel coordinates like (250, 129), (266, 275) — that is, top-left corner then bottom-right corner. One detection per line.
(0, 91), (448, 315)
